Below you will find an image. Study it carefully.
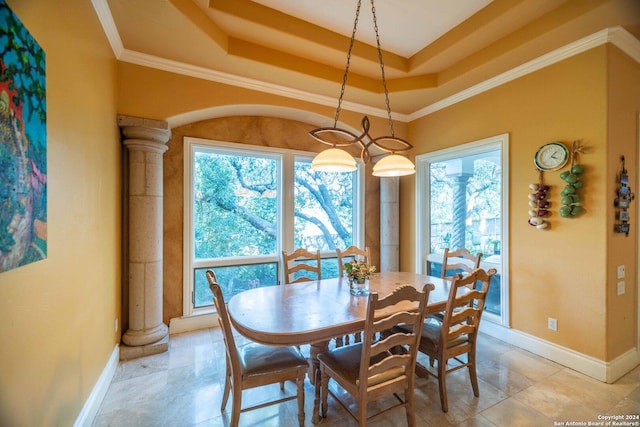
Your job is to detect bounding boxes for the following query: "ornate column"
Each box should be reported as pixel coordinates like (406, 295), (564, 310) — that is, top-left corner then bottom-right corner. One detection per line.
(380, 177), (399, 272)
(446, 159), (475, 251)
(118, 115), (171, 359)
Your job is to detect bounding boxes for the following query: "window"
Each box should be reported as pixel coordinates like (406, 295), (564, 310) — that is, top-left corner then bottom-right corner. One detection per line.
(416, 134), (509, 325)
(184, 137), (363, 316)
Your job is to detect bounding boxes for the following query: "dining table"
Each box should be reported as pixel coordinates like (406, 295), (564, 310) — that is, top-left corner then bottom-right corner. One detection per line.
(227, 271), (457, 424)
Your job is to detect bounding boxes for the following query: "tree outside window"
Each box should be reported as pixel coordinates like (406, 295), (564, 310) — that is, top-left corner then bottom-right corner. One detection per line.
(188, 141), (359, 311)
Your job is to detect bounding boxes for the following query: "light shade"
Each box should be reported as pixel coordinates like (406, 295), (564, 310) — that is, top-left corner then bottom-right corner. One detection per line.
(311, 148), (357, 172)
(372, 154), (416, 177)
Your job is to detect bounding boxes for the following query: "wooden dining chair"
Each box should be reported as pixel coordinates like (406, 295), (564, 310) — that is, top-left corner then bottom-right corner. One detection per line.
(282, 248), (321, 284)
(206, 270), (308, 427)
(336, 245), (370, 278)
(413, 267), (496, 412)
(318, 283), (434, 427)
(441, 248), (482, 281)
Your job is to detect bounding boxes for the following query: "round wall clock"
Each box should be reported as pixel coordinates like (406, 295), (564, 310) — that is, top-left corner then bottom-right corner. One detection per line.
(534, 142), (569, 172)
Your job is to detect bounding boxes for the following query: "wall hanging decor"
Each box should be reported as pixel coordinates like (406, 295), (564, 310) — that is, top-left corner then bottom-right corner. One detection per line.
(614, 155), (634, 236)
(529, 142), (568, 230)
(533, 141), (569, 172)
(559, 140), (586, 218)
(527, 171), (550, 230)
(0, 0), (47, 273)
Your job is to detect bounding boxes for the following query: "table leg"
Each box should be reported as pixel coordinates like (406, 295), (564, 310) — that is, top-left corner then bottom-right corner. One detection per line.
(309, 340), (329, 424)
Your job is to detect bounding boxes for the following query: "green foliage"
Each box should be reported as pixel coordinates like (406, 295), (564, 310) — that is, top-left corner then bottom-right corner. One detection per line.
(430, 153), (501, 254)
(192, 148), (359, 304)
(194, 152), (278, 258)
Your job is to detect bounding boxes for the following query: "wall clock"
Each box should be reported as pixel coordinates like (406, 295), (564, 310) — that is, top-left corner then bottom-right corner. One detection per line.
(534, 142), (569, 172)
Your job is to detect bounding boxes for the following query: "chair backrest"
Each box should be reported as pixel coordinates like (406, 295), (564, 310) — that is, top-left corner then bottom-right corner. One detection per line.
(282, 248), (321, 284)
(336, 246), (370, 277)
(358, 283), (434, 398)
(206, 270), (240, 371)
(441, 248), (482, 280)
(440, 268), (496, 357)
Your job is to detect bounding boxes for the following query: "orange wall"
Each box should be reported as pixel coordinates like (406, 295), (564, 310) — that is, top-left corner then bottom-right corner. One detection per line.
(0, 1), (120, 425)
(405, 45), (640, 361)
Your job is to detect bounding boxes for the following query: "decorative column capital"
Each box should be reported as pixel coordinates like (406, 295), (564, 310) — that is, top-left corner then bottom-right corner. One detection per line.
(118, 115), (171, 145)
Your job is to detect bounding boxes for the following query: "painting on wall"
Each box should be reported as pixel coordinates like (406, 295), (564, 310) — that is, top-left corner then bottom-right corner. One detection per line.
(0, 0), (47, 273)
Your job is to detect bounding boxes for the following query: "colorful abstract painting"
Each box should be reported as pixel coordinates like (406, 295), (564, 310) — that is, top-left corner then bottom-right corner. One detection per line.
(0, 0), (46, 273)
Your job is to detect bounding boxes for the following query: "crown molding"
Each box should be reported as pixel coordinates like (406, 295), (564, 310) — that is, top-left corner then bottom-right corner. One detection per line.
(92, 0), (638, 124)
(409, 26), (640, 120)
(117, 49), (410, 123)
(91, 0), (124, 57)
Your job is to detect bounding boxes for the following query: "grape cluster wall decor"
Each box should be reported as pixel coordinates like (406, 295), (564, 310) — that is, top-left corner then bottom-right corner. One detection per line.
(528, 173), (550, 230)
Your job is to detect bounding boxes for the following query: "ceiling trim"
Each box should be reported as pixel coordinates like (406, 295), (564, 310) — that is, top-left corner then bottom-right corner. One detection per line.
(93, 0), (639, 123)
(92, 0), (124, 56)
(409, 26), (640, 120)
(118, 48), (407, 123)
(167, 105), (347, 129)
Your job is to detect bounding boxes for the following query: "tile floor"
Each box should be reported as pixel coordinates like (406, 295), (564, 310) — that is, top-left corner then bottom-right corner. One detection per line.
(93, 328), (640, 426)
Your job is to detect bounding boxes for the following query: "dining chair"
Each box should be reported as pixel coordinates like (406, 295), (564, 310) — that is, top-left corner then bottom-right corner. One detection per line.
(206, 270), (308, 427)
(282, 248), (321, 284)
(412, 267), (496, 412)
(440, 247), (482, 281)
(318, 283), (434, 426)
(336, 245), (370, 278)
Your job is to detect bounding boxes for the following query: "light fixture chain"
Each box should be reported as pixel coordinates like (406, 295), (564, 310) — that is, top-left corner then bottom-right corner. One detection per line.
(334, 0), (362, 127)
(370, 0), (395, 137)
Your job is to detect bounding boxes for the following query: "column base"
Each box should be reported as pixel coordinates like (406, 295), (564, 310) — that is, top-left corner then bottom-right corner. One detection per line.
(122, 323), (168, 346)
(119, 334), (169, 361)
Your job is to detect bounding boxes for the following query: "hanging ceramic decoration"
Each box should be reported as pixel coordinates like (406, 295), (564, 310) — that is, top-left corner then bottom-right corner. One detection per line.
(560, 140), (586, 218)
(614, 155), (635, 236)
(528, 171), (550, 230)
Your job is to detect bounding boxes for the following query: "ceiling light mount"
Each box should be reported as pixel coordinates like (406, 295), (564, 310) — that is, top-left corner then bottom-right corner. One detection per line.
(309, 0), (415, 177)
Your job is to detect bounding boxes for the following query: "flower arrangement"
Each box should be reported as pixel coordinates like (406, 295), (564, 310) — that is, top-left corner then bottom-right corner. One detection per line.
(344, 259), (376, 283)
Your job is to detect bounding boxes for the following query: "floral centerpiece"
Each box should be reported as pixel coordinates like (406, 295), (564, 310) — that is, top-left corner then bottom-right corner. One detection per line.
(344, 259), (376, 284)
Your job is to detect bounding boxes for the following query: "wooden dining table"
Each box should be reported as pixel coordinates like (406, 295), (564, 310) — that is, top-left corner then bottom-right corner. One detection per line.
(227, 271), (456, 423)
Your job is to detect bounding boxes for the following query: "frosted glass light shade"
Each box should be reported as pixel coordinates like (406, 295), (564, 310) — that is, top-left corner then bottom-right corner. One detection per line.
(311, 148), (357, 172)
(372, 154), (415, 177)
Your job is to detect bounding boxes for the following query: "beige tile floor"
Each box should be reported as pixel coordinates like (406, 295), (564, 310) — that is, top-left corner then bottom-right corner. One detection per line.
(93, 328), (640, 426)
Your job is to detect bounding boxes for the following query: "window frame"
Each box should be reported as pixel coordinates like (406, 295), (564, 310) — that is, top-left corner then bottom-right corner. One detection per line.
(415, 133), (510, 326)
(183, 136), (364, 317)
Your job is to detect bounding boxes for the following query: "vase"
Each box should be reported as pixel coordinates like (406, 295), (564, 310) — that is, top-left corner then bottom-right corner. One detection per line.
(350, 278), (369, 296)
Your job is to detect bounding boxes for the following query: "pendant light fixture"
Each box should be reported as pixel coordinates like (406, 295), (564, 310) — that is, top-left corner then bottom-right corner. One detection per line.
(310, 0), (415, 177)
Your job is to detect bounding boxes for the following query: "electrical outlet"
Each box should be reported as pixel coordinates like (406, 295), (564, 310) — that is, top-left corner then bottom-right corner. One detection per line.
(548, 317), (557, 331)
(617, 281), (625, 296)
(617, 265), (625, 279)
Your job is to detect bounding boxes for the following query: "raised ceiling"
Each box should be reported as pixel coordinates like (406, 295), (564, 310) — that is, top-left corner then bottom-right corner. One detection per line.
(99, 0), (637, 118)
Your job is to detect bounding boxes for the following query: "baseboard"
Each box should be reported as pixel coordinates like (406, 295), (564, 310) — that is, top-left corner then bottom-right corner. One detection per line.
(169, 313), (218, 335)
(74, 344), (119, 427)
(480, 321), (640, 383)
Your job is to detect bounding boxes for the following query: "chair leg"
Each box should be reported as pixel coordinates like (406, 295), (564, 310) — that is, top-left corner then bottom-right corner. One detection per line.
(405, 386), (416, 427)
(468, 352), (480, 397)
(320, 367), (329, 418)
(221, 365), (231, 411)
(231, 379), (242, 427)
(297, 374), (305, 427)
(357, 399), (367, 427)
(437, 359), (448, 412)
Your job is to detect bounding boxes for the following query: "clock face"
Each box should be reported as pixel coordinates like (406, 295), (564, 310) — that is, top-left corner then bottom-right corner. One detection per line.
(534, 142), (569, 171)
